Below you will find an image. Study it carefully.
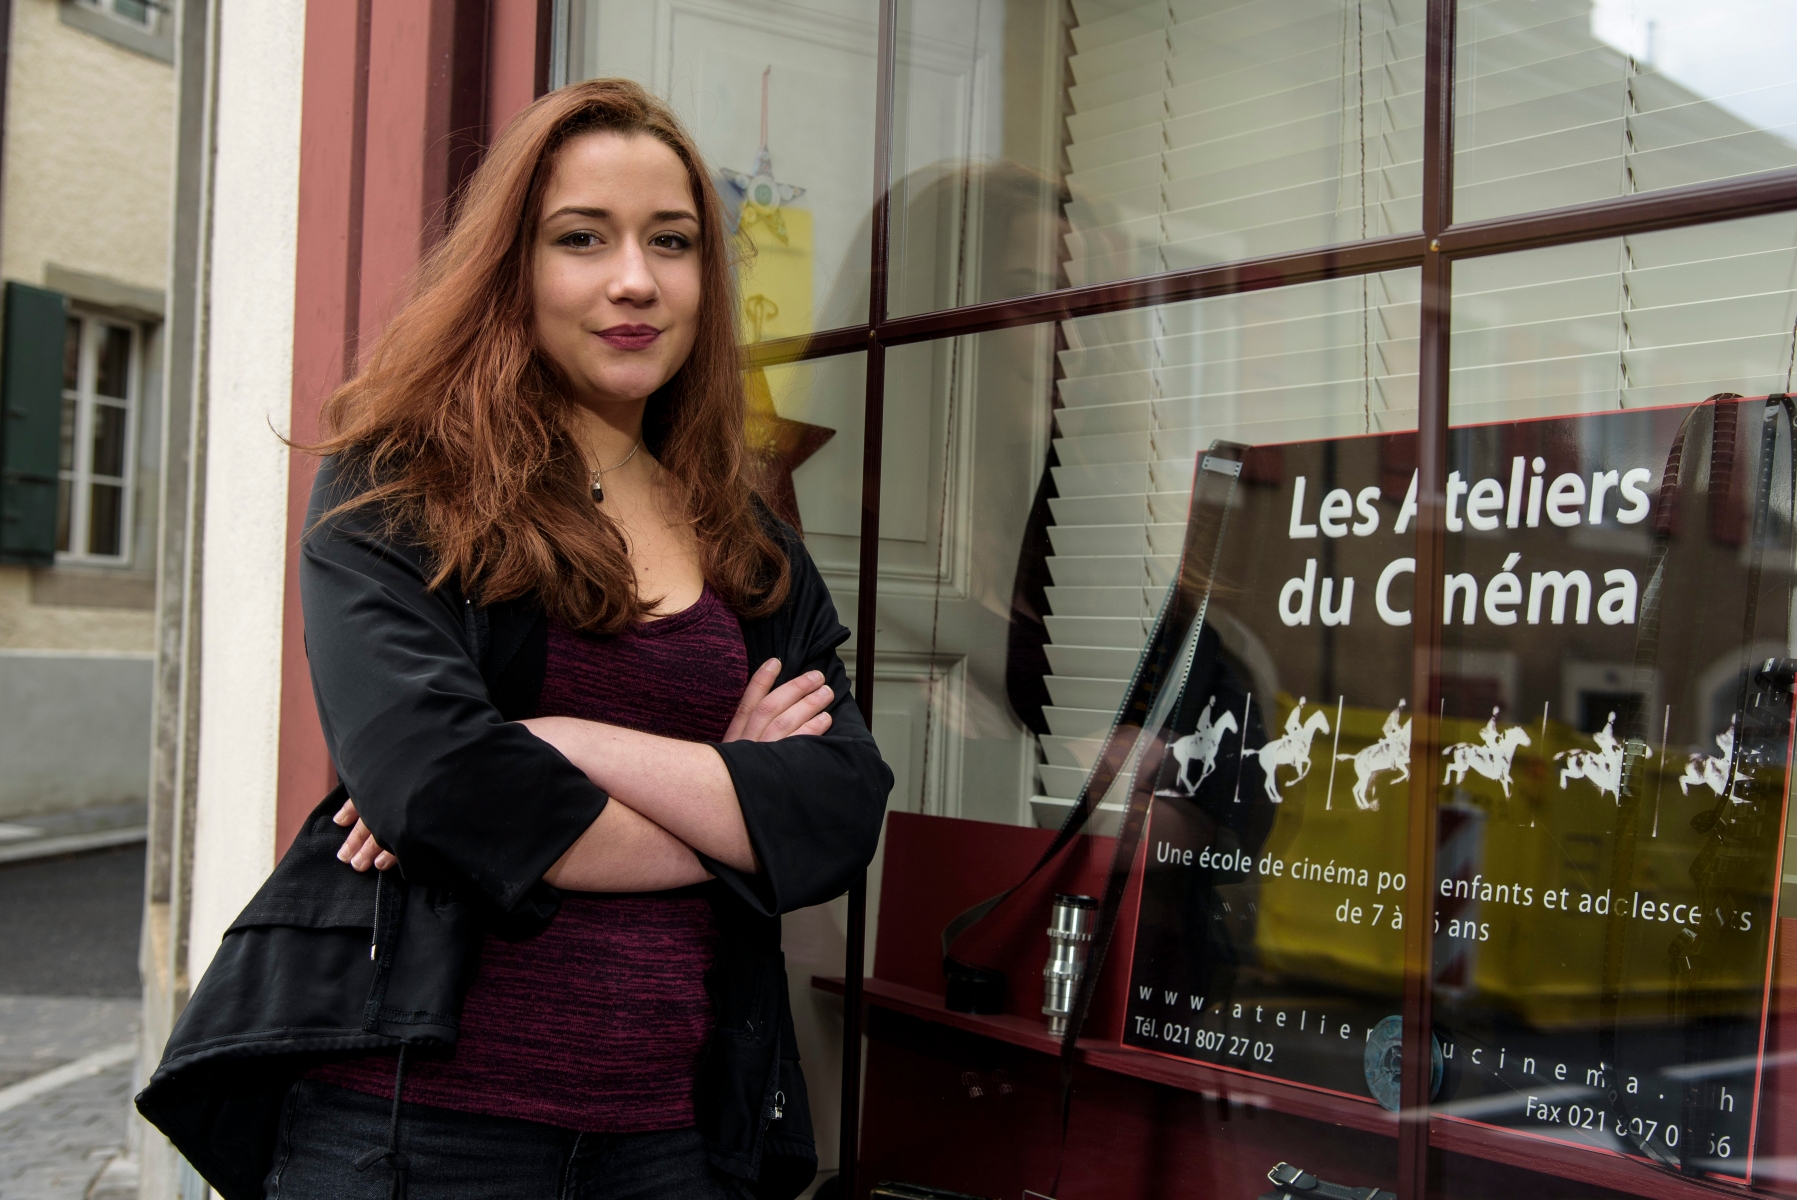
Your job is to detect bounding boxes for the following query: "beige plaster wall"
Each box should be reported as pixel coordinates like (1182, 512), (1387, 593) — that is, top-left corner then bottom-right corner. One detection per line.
(0, 0), (175, 653)
(2, 0), (175, 289)
(0, 567), (154, 649)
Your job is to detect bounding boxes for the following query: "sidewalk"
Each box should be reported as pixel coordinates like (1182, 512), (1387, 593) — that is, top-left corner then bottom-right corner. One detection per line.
(0, 803), (147, 867)
(0, 996), (138, 1200)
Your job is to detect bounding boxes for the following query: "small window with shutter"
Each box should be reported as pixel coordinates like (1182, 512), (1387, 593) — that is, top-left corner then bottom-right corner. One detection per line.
(52, 310), (142, 564)
(1, 282), (71, 565)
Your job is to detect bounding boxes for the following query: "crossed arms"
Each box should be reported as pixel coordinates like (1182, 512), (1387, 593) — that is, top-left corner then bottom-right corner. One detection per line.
(335, 657), (835, 892)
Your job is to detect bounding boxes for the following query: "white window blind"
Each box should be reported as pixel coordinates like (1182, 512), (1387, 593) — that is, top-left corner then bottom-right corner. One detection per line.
(1452, 211), (1797, 423)
(1063, 0), (1425, 287)
(1032, 0), (1429, 823)
(1032, 275), (1420, 821)
(1456, 0), (1797, 221)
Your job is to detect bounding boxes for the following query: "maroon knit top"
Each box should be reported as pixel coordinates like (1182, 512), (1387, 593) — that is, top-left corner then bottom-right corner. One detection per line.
(312, 584), (748, 1131)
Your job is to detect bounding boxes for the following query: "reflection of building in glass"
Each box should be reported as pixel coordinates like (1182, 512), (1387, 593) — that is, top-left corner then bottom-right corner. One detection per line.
(1029, 1), (1797, 832)
(1458, 0), (1797, 220)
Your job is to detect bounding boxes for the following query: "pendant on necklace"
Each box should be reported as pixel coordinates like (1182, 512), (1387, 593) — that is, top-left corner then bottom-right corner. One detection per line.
(589, 439), (639, 505)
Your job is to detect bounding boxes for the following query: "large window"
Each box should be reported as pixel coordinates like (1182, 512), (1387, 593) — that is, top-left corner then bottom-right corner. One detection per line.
(563, 4), (1797, 1198)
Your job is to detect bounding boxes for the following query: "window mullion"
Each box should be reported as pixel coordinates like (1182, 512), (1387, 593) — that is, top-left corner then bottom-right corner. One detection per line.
(1400, 0), (1459, 1196)
(840, 1), (899, 1195)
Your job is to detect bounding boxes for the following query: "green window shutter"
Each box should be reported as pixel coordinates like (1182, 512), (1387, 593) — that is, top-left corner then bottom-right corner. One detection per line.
(0, 282), (69, 564)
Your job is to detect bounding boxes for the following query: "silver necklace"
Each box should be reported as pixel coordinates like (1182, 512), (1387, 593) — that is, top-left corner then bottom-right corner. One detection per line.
(589, 439), (641, 503)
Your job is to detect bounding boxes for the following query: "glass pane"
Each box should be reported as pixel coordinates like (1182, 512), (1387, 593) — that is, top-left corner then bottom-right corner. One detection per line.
(747, 349), (867, 1195)
(887, 0), (1427, 318)
(1437, 215), (1797, 1195)
(95, 324), (131, 399)
(112, 0), (153, 27)
(859, 275), (1419, 1197)
(59, 399), (77, 472)
(1456, 0), (1797, 221)
(55, 479), (71, 554)
(91, 403), (127, 479)
(63, 317), (80, 391)
(86, 483), (122, 557)
(564, 1), (880, 339)
(1451, 210), (1797, 423)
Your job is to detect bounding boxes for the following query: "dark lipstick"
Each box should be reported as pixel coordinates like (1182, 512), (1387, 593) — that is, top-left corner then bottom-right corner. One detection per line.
(597, 324), (661, 351)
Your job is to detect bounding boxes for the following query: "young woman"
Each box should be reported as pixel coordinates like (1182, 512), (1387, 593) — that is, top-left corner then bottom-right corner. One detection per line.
(137, 79), (890, 1200)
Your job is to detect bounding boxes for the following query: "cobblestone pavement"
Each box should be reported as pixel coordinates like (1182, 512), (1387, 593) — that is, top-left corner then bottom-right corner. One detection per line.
(0, 997), (138, 1088)
(0, 996), (139, 1200)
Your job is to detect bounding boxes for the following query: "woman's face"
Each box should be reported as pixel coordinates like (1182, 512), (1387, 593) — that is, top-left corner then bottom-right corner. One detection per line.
(533, 131), (703, 414)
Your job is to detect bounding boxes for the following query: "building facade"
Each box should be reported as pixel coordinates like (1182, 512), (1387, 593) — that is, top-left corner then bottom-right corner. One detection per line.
(138, 3), (1797, 1199)
(0, 0), (175, 820)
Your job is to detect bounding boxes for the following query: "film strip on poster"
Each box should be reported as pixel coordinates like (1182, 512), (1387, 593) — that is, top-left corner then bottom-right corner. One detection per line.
(1119, 396), (1794, 1185)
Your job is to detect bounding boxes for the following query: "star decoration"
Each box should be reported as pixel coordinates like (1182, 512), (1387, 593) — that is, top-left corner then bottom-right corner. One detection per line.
(721, 146), (807, 244)
(743, 366), (833, 534)
(720, 67), (806, 245)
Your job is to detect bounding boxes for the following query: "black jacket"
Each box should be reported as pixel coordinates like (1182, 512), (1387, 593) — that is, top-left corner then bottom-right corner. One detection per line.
(136, 456), (892, 1200)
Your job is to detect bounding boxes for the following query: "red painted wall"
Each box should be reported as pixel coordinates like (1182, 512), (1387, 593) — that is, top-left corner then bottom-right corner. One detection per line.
(275, 0), (548, 855)
(486, 0), (549, 133)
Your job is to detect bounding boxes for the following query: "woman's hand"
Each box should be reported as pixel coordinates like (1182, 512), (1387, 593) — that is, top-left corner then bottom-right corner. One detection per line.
(334, 798), (396, 872)
(723, 658), (835, 742)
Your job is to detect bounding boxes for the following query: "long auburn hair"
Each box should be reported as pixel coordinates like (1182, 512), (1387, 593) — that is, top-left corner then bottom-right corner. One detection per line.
(313, 78), (789, 632)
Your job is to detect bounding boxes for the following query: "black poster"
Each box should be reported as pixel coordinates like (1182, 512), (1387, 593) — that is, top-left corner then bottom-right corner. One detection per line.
(1120, 397), (1793, 1184)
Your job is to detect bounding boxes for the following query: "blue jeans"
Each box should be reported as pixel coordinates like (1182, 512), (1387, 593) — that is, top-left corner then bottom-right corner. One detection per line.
(263, 1080), (736, 1200)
